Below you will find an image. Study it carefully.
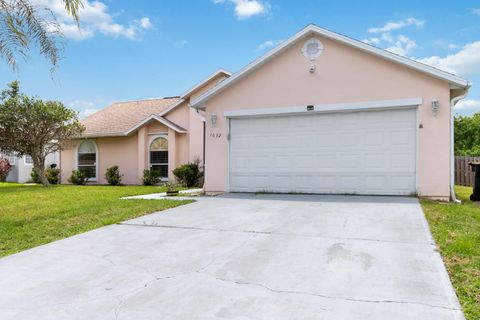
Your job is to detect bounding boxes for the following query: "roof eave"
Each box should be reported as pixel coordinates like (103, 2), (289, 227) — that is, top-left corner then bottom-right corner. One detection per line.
(191, 24), (470, 108)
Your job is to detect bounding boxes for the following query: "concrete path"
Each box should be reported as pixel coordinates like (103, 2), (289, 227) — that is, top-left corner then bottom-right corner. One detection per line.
(0, 194), (464, 320)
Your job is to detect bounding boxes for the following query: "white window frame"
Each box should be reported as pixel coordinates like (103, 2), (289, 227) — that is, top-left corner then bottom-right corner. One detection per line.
(24, 155), (33, 166)
(148, 135), (169, 181)
(0, 151), (16, 166)
(75, 140), (98, 181)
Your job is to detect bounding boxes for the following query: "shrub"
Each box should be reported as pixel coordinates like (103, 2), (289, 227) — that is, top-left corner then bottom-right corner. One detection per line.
(31, 168), (42, 184)
(105, 165), (123, 186)
(68, 170), (87, 185)
(31, 164), (61, 185)
(0, 157), (12, 182)
(142, 169), (161, 186)
(45, 166), (61, 185)
(173, 160), (203, 187)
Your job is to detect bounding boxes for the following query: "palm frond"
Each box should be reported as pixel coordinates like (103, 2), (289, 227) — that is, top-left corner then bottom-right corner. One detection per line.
(0, 0), (83, 70)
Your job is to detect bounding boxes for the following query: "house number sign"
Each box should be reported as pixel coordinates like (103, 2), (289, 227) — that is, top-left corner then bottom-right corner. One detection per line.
(210, 133), (222, 138)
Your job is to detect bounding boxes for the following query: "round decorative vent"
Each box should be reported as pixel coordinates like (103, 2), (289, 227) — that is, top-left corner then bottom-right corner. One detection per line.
(301, 38), (324, 61)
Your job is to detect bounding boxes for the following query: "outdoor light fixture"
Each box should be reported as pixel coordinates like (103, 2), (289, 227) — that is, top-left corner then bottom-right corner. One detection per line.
(211, 112), (217, 127)
(431, 99), (440, 117)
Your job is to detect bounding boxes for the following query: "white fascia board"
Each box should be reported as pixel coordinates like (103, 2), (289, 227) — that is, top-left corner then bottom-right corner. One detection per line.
(181, 69), (232, 99)
(124, 115), (187, 136)
(192, 24), (469, 109)
(158, 99), (185, 117)
(224, 98), (423, 118)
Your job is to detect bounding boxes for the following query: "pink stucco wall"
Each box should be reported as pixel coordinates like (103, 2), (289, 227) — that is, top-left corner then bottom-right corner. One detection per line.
(61, 134), (139, 184)
(202, 34), (453, 199)
(59, 73), (226, 184)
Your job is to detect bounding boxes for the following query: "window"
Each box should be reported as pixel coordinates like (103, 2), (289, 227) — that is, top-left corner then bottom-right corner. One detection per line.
(24, 155), (33, 165)
(149, 137), (168, 178)
(77, 140), (97, 180)
(0, 150), (16, 165)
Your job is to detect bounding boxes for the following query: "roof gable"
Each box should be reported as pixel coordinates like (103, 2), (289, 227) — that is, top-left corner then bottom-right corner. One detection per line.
(191, 24), (470, 109)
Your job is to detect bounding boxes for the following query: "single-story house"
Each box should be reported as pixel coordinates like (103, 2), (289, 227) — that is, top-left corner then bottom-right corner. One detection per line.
(190, 24), (470, 201)
(0, 150), (59, 183)
(60, 69), (231, 185)
(62, 24), (470, 201)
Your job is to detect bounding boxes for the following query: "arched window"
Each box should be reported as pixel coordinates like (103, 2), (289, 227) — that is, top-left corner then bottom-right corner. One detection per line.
(150, 137), (168, 178)
(77, 140), (97, 180)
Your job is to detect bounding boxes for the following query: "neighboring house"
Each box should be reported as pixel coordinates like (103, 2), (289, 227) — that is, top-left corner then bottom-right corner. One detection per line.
(1, 151), (59, 183)
(60, 70), (231, 185)
(190, 24), (470, 201)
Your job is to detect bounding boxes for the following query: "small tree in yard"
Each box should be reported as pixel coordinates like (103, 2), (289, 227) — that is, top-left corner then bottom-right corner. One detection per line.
(0, 157), (12, 182)
(0, 81), (84, 186)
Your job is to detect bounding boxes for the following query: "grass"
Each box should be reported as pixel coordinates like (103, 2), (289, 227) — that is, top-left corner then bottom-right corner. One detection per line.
(421, 186), (480, 320)
(0, 183), (192, 258)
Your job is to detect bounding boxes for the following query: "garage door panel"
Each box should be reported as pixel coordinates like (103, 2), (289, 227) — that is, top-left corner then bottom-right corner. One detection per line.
(229, 108), (416, 195)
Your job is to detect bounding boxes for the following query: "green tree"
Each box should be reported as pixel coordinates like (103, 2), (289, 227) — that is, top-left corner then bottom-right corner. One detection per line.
(454, 113), (480, 156)
(0, 0), (83, 70)
(0, 81), (84, 186)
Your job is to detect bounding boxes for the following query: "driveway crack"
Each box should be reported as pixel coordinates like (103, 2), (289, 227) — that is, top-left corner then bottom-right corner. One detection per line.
(196, 272), (460, 312)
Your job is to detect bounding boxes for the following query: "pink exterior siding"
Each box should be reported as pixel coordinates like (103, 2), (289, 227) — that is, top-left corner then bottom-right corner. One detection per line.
(202, 34), (453, 199)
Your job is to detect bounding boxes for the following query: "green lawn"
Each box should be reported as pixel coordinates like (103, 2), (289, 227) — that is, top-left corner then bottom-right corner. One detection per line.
(421, 186), (480, 320)
(0, 183), (192, 257)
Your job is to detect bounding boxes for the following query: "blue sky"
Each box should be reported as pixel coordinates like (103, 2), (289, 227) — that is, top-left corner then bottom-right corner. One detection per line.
(1, 0), (480, 117)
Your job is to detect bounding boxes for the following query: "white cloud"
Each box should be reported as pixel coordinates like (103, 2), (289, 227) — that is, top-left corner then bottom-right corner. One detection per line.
(362, 37), (380, 45)
(175, 40), (188, 47)
(32, 0), (152, 40)
(386, 34), (417, 56)
(257, 39), (283, 50)
(80, 108), (99, 118)
(137, 17), (152, 29)
(455, 99), (480, 110)
(213, 0), (270, 20)
(470, 8), (480, 15)
(448, 44), (459, 49)
(69, 100), (100, 118)
(417, 41), (480, 76)
(368, 17), (424, 34)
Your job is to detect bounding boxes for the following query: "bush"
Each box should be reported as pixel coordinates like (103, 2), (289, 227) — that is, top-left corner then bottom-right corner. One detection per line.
(31, 164), (61, 185)
(68, 170), (87, 185)
(142, 169), (161, 186)
(45, 167), (61, 185)
(105, 165), (123, 186)
(31, 168), (42, 184)
(173, 160), (203, 187)
(0, 157), (12, 182)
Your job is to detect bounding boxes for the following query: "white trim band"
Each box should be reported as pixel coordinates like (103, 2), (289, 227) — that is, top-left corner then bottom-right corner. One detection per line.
(224, 98), (423, 118)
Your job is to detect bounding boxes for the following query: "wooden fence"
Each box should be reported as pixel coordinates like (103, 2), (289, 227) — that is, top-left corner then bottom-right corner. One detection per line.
(455, 156), (480, 186)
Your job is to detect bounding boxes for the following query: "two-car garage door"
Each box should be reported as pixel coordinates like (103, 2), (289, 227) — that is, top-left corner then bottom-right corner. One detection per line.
(229, 108), (417, 195)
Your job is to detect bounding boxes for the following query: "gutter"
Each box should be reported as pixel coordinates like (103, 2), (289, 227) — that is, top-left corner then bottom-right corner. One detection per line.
(450, 87), (471, 203)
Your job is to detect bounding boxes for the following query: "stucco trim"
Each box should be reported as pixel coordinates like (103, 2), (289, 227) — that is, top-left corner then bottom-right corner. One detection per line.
(223, 98), (423, 118)
(191, 24), (469, 109)
(125, 115), (187, 136)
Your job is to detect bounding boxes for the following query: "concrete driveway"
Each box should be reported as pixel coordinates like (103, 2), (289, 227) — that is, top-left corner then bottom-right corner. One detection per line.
(0, 194), (464, 320)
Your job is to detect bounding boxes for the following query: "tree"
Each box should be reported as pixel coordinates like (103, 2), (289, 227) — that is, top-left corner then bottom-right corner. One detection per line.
(454, 113), (480, 156)
(0, 81), (84, 186)
(0, 0), (83, 70)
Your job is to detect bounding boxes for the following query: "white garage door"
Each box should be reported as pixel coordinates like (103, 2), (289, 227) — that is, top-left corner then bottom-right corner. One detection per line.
(229, 108), (417, 195)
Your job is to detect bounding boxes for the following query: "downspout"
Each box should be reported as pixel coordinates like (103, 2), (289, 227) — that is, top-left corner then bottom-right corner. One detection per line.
(450, 88), (470, 203)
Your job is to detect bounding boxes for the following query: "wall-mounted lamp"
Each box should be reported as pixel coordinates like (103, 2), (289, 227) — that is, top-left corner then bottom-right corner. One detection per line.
(431, 99), (440, 117)
(211, 112), (217, 127)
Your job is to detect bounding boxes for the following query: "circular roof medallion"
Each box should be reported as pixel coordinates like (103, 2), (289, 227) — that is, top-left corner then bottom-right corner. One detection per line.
(302, 38), (324, 61)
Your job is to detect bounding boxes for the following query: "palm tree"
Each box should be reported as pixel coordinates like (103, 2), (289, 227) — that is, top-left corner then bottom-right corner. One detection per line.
(0, 0), (83, 70)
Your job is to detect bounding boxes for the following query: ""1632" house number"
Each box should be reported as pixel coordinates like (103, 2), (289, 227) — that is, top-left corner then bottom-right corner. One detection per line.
(209, 133), (222, 138)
